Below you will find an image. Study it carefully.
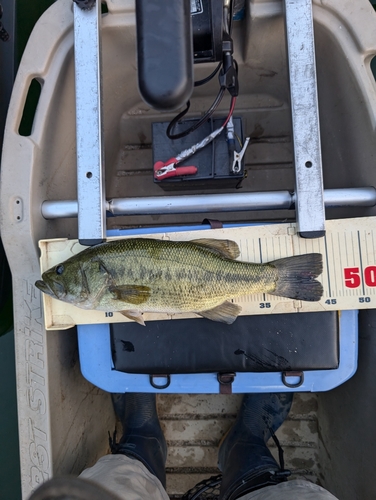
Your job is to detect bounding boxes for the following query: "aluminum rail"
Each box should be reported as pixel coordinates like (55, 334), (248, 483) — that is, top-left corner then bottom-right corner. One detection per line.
(41, 187), (376, 219)
(285, 0), (325, 238)
(73, 0), (106, 245)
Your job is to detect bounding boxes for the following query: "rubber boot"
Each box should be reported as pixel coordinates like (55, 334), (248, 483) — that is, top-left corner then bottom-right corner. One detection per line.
(111, 393), (167, 488)
(218, 392), (293, 500)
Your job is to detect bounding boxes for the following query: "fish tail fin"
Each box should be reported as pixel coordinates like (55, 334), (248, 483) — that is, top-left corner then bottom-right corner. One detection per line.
(269, 253), (323, 302)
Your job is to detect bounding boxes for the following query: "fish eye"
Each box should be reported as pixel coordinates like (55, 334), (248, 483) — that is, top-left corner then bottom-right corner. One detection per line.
(55, 264), (64, 275)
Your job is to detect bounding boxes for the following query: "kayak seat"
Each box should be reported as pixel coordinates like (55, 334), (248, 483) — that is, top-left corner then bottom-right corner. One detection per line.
(77, 309), (358, 394)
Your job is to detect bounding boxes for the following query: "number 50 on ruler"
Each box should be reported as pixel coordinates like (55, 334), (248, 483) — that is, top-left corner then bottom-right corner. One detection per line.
(344, 266), (376, 289)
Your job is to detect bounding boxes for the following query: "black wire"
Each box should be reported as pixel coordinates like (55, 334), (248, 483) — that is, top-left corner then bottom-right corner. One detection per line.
(166, 0), (236, 140)
(166, 101), (191, 138)
(194, 62), (222, 87)
(228, 0), (235, 35)
(166, 86), (226, 140)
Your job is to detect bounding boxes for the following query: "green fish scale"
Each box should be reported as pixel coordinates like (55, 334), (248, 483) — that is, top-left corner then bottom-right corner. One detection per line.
(83, 238), (278, 313)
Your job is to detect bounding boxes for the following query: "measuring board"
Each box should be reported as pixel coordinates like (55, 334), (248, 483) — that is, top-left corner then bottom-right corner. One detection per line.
(38, 216), (376, 330)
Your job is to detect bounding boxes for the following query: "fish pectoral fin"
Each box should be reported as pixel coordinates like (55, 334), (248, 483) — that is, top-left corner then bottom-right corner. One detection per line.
(109, 284), (151, 305)
(119, 310), (146, 326)
(198, 301), (242, 324)
(190, 238), (240, 260)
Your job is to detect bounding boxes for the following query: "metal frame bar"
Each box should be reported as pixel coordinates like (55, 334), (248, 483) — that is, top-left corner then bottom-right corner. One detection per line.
(73, 0), (106, 245)
(284, 0), (325, 238)
(41, 187), (376, 219)
(68, 0), (359, 236)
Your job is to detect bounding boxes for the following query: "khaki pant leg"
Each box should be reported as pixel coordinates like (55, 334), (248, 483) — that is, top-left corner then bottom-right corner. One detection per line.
(238, 479), (339, 500)
(79, 454), (169, 500)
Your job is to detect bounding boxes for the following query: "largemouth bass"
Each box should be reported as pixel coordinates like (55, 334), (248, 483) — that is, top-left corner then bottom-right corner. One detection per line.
(35, 238), (323, 325)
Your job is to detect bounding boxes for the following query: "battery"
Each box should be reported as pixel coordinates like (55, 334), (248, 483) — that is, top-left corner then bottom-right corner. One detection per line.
(152, 117), (245, 190)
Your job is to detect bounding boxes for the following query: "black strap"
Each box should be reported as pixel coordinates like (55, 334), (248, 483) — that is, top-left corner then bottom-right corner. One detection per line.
(202, 218), (224, 229)
(268, 427), (291, 478)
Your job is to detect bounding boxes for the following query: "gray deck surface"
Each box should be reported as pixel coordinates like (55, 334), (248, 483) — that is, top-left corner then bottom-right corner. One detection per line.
(156, 393), (319, 498)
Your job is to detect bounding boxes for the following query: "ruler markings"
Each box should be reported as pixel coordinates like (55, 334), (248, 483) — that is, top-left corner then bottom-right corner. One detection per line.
(363, 229), (375, 296)
(340, 234), (349, 297)
(362, 229), (367, 267)
(299, 235), (303, 256)
(344, 233), (349, 267)
(353, 231), (358, 297)
(348, 232), (354, 297)
(295, 238), (302, 255)
(39, 217), (376, 329)
(351, 232), (358, 267)
(253, 239), (257, 261)
(336, 235), (346, 295)
(346, 233), (351, 297)
(294, 234), (300, 257)
(364, 229), (373, 269)
(259, 239), (266, 303)
(336, 232), (341, 297)
(343, 233), (348, 296)
(370, 231), (376, 295)
(333, 232), (340, 297)
(357, 231), (365, 296)
(363, 230), (371, 296)
(323, 235), (332, 297)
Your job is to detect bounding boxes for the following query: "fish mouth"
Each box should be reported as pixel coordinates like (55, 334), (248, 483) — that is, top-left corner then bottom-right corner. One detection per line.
(35, 279), (66, 299)
(35, 280), (56, 297)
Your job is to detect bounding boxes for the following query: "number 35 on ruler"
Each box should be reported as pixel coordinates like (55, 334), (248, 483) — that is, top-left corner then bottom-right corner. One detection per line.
(344, 266), (376, 288)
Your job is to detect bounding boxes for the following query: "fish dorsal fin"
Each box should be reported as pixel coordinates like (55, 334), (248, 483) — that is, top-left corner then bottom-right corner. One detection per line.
(198, 301), (242, 324)
(119, 310), (146, 326)
(109, 285), (151, 305)
(190, 239), (240, 260)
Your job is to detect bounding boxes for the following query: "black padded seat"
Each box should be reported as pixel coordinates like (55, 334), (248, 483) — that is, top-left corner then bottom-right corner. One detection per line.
(111, 312), (338, 375)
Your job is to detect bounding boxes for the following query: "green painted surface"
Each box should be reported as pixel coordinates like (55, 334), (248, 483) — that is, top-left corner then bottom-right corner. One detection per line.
(0, 330), (21, 500)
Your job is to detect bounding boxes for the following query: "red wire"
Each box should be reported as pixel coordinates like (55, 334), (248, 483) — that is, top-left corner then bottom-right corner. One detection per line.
(223, 96), (237, 128)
